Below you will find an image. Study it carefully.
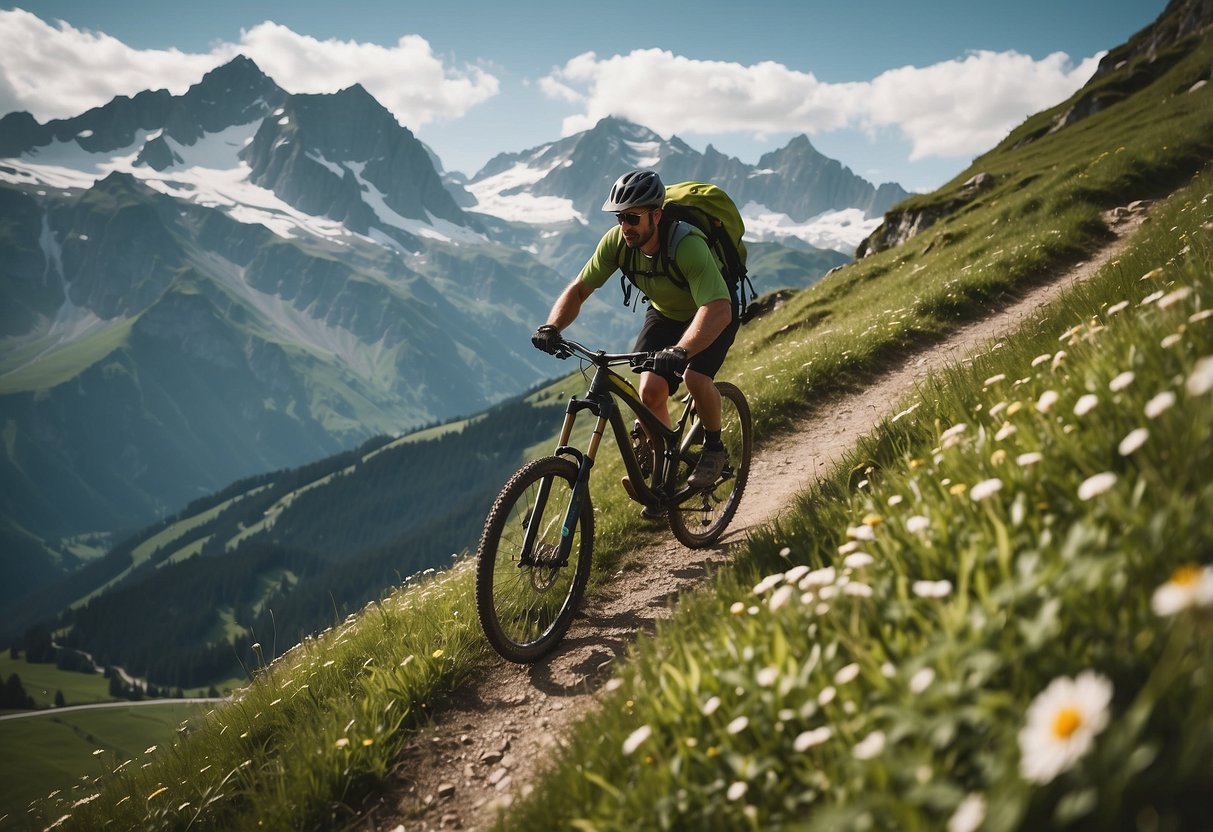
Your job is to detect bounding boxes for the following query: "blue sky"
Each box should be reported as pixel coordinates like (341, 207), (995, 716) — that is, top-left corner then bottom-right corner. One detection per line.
(2, 1), (1168, 191)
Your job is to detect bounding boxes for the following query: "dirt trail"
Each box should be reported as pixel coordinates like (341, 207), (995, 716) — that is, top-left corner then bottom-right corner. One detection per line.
(358, 206), (1149, 832)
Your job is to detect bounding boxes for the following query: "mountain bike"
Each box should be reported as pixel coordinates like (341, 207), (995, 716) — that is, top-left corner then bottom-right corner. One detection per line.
(475, 335), (752, 663)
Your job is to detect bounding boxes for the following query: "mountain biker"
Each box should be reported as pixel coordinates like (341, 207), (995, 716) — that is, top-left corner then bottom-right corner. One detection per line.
(531, 170), (739, 513)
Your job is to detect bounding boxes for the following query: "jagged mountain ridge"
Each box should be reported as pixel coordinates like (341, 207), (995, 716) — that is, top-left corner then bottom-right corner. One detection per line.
(465, 116), (910, 254)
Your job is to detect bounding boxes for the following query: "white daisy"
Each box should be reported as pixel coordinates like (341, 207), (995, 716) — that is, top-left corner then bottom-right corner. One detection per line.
(769, 585), (795, 612)
(1187, 356), (1213, 396)
(844, 552), (874, 569)
(941, 423), (968, 449)
(1145, 390), (1176, 419)
(799, 566), (837, 589)
(906, 515), (931, 534)
(909, 667), (936, 694)
(757, 666), (780, 687)
(1073, 394), (1099, 416)
(847, 524), (877, 541)
(1017, 452), (1044, 467)
(727, 781), (748, 801)
(834, 663), (861, 685)
(753, 574), (783, 595)
(1158, 286), (1193, 309)
(1151, 564), (1213, 616)
(948, 793), (987, 832)
(970, 478), (1004, 502)
(784, 565), (811, 583)
(913, 579), (953, 599)
(793, 726), (832, 751)
(1078, 472), (1117, 501)
(1118, 428), (1149, 456)
(1036, 390), (1060, 413)
(853, 730), (887, 760)
(622, 725), (652, 756)
(1018, 672), (1113, 783)
(726, 716), (749, 735)
(1109, 371), (1135, 392)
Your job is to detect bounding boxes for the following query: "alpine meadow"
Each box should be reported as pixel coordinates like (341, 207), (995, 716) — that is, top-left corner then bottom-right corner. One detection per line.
(4, 1), (1213, 830)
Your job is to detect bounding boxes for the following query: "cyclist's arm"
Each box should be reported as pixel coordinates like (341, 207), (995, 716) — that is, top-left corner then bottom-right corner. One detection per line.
(674, 298), (731, 356)
(544, 279), (595, 331)
(544, 228), (620, 330)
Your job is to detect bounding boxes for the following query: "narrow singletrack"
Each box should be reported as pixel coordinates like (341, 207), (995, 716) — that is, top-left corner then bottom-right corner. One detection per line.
(357, 204), (1150, 832)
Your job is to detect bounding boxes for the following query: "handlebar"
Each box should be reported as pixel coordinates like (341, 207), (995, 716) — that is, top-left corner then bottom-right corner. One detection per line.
(553, 336), (651, 370)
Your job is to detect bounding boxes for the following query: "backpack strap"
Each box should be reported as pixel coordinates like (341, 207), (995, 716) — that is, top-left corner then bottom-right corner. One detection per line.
(616, 236), (641, 311)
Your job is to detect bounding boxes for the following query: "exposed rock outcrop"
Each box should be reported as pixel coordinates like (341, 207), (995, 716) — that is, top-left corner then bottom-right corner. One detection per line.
(855, 173), (994, 258)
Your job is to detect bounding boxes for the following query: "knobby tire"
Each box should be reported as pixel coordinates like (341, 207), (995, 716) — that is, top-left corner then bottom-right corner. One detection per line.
(667, 381), (752, 548)
(475, 456), (594, 663)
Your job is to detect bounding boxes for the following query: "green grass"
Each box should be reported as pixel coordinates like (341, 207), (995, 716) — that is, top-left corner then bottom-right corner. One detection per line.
(0, 702), (211, 826)
(0, 656), (112, 709)
(18, 22), (1213, 832)
(0, 316), (134, 394)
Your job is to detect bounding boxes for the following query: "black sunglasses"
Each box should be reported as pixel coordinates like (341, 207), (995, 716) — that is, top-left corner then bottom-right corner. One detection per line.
(614, 210), (650, 226)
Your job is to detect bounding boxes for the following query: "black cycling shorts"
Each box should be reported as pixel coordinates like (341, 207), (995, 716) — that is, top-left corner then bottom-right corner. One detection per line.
(633, 306), (739, 395)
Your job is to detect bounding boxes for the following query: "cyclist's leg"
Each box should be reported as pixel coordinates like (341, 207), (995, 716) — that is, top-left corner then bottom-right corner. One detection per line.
(683, 315), (739, 488)
(683, 313), (740, 429)
(633, 307), (688, 428)
(683, 369), (721, 430)
(637, 371), (673, 427)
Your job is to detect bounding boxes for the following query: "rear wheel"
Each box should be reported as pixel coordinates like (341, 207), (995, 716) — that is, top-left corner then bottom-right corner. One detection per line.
(667, 381), (752, 548)
(475, 456), (593, 663)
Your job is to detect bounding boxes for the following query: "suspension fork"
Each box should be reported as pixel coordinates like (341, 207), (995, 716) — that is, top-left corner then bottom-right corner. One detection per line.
(519, 395), (611, 566)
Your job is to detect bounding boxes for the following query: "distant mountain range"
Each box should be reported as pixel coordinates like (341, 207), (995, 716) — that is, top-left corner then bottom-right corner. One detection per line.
(0, 56), (901, 565)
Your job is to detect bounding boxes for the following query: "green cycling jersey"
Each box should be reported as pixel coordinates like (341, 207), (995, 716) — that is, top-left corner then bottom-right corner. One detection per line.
(577, 224), (731, 322)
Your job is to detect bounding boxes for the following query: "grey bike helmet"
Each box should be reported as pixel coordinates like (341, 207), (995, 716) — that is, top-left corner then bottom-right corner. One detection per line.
(602, 170), (666, 212)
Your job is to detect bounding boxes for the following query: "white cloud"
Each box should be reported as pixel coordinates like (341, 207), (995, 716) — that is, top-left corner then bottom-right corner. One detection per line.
(542, 47), (1103, 161)
(0, 9), (216, 120)
(235, 22), (498, 126)
(0, 9), (498, 129)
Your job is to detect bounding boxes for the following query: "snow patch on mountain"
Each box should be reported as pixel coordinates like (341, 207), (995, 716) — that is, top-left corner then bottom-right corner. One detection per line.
(466, 159), (583, 225)
(346, 161), (486, 244)
(742, 203), (877, 254)
(0, 122), (479, 247)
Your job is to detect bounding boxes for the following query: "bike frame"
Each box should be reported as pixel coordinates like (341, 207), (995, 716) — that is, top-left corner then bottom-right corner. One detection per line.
(519, 338), (705, 567)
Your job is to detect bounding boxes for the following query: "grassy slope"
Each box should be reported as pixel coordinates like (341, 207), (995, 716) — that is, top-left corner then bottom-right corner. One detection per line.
(505, 163), (1213, 832)
(19, 18), (1213, 832)
(0, 655), (112, 709)
(0, 702), (211, 823)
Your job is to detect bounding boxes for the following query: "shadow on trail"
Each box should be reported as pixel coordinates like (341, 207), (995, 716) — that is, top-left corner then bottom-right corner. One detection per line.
(522, 535), (737, 696)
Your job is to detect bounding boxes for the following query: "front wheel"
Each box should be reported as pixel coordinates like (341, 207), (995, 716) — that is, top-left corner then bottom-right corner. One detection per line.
(475, 456), (594, 663)
(667, 381), (752, 548)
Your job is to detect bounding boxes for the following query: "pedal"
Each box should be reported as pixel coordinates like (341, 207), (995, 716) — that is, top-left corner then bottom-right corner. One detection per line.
(620, 476), (640, 502)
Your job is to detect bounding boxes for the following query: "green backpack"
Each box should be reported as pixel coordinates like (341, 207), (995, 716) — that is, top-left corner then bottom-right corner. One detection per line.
(618, 181), (756, 319)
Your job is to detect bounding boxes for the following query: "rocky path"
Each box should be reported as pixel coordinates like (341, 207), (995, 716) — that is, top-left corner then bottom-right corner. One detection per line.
(356, 205), (1149, 832)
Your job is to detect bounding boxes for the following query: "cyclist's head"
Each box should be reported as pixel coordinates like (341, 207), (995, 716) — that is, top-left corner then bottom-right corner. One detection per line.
(602, 170), (665, 212)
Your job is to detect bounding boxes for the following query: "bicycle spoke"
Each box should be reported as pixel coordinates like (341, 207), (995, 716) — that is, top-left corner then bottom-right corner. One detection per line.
(476, 457), (594, 663)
